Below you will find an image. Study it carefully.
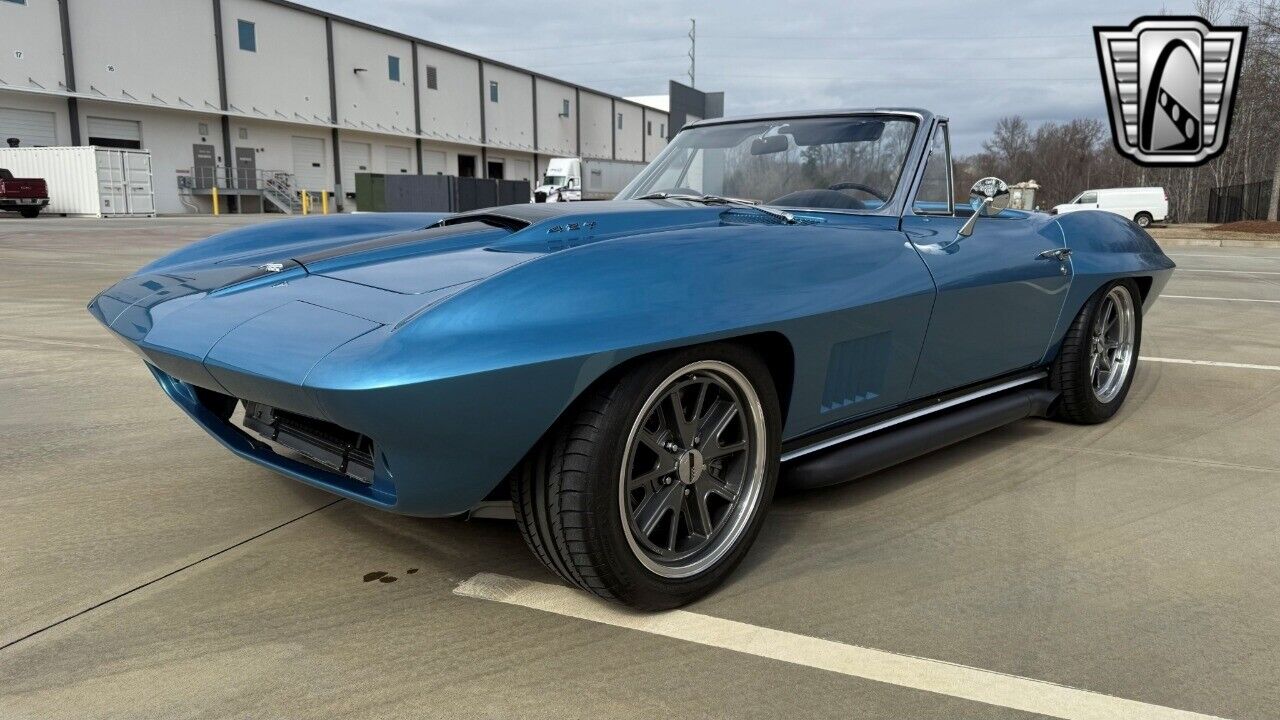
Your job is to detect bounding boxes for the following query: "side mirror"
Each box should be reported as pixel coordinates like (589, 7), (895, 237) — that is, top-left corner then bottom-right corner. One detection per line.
(959, 177), (1010, 237)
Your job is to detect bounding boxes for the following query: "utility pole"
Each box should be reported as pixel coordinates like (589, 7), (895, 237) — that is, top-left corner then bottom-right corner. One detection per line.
(688, 18), (696, 88)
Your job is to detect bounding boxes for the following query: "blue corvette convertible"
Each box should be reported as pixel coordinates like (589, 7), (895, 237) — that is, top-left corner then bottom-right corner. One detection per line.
(90, 109), (1173, 608)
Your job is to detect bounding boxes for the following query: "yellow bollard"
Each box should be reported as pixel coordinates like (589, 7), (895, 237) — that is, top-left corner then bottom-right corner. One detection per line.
(301, 190), (309, 216)
(321, 191), (329, 215)
(212, 186), (220, 216)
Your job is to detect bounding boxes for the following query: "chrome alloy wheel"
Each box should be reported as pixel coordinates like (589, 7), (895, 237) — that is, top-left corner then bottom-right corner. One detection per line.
(618, 361), (768, 579)
(1090, 285), (1137, 403)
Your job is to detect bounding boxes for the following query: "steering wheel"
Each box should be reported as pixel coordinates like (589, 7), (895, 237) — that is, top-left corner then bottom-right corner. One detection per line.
(828, 182), (888, 203)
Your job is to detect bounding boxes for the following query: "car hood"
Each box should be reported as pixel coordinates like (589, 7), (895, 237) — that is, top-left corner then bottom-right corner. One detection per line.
(288, 200), (747, 293)
(89, 201), (743, 348)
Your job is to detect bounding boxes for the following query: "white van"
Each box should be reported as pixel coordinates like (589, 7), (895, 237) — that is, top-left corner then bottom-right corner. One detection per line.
(1052, 187), (1168, 227)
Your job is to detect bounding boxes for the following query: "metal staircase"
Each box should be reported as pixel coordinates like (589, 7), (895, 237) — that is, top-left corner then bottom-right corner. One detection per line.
(260, 172), (302, 214)
(178, 166), (305, 214)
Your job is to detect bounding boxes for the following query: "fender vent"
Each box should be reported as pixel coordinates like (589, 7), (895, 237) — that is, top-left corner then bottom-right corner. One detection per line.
(820, 332), (891, 413)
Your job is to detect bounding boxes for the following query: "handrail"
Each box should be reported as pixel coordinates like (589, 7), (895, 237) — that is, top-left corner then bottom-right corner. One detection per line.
(178, 166), (304, 214)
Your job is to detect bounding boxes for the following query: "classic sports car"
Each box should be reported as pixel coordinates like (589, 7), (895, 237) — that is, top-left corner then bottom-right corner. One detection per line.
(90, 109), (1174, 609)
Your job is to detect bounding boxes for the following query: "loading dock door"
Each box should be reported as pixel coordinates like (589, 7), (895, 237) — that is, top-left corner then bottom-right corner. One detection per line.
(87, 117), (142, 149)
(422, 150), (446, 175)
(386, 146), (412, 174)
(0, 107), (57, 147)
(511, 159), (531, 183)
(341, 141), (371, 193)
(291, 136), (326, 191)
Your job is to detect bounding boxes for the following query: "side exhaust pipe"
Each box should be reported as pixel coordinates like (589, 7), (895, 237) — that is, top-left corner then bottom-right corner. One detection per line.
(784, 388), (1059, 490)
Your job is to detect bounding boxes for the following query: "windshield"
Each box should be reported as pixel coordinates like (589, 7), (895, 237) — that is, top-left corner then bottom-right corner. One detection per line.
(617, 115), (918, 212)
(542, 175), (567, 187)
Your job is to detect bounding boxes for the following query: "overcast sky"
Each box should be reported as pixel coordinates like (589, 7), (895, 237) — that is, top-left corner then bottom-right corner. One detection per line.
(302, 0), (1193, 154)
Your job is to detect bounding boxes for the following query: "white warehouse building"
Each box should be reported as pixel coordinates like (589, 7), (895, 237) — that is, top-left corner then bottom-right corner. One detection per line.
(0, 0), (717, 214)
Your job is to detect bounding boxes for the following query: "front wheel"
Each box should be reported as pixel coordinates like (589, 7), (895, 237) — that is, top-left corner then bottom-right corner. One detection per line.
(1134, 212), (1152, 228)
(511, 344), (780, 609)
(1050, 280), (1142, 424)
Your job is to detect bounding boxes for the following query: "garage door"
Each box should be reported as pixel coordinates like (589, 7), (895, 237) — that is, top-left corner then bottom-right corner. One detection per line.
(87, 116), (142, 149)
(291, 136), (327, 191)
(511, 159), (531, 182)
(386, 145), (412, 174)
(422, 149), (446, 175)
(0, 107), (57, 147)
(341, 141), (371, 192)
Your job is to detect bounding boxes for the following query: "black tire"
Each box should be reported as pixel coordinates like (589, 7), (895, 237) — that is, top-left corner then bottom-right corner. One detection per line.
(511, 343), (781, 609)
(1050, 279), (1143, 424)
(19, 207), (41, 219)
(1134, 212), (1152, 228)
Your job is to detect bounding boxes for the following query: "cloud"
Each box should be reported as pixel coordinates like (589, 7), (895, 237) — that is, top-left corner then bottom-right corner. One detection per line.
(298, 0), (1192, 153)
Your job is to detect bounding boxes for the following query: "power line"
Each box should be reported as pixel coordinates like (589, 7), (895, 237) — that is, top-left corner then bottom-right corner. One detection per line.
(699, 32), (1092, 41)
(465, 36), (683, 54)
(698, 53), (1096, 61)
(563, 72), (1101, 84)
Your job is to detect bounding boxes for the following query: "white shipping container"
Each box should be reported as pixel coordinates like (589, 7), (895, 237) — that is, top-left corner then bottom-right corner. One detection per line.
(0, 146), (156, 217)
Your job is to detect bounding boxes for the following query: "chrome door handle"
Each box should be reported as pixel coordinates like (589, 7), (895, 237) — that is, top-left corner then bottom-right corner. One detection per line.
(1038, 248), (1072, 261)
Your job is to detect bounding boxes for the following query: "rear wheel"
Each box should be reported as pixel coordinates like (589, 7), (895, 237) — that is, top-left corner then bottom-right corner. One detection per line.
(511, 344), (780, 609)
(1050, 280), (1142, 424)
(1134, 212), (1152, 228)
(18, 207), (42, 219)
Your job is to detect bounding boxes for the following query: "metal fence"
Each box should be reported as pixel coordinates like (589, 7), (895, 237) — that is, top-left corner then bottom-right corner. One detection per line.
(355, 173), (531, 212)
(1207, 180), (1276, 223)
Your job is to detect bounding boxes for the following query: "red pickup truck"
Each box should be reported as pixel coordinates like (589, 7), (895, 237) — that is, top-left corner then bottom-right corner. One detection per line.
(0, 168), (50, 218)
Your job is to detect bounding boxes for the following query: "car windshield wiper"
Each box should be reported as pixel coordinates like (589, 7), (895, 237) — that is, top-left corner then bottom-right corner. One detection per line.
(635, 192), (797, 224)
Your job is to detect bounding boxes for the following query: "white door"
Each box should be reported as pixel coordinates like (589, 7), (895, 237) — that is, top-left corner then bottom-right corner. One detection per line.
(291, 136), (327, 191)
(386, 145), (413, 174)
(86, 117), (142, 147)
(422, 149), (446, 175)
(95, 149), (127, 216)
(122, 151), (155, 215)
(0, 107), (57, 147)
(341, 141), (371, 191)
(511, 159), (531, 182)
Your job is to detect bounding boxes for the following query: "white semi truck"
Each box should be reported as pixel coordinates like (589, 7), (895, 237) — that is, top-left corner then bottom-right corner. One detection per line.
(532, 157), (646, 202)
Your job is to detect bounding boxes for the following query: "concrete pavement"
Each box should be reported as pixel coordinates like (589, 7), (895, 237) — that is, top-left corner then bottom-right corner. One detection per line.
(1, 216), (1277, 719)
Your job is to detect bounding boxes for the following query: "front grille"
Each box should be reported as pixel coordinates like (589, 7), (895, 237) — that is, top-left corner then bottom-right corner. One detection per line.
(241, 401), (374, 484)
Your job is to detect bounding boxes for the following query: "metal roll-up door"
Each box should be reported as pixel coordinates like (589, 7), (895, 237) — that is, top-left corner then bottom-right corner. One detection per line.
(511, 159), (531, 182)
(386, 145), (412, 174)
(0, 107), (57, 147)
(291, 136), (327, 191)
(421, 150), (446, 175)
(341, 141), (371, 192)
(86, 117), (142, 149)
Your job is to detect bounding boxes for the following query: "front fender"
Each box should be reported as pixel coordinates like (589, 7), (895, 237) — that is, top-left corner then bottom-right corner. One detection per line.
(1041, 210), (1175, 361)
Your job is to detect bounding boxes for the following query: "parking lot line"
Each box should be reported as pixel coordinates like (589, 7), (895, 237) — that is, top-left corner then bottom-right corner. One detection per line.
(0, 334), (122, 352)
(1161, 295), (1280, 304)
(455, 573), (1229, 720)
(1176, 269), (1280, 275)
(1167, 253), (1280, 261)
(1141, 357), (1280, 372)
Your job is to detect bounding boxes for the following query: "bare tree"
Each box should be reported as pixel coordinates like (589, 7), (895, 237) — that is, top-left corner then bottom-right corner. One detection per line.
(957, 0), (1280, 222)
